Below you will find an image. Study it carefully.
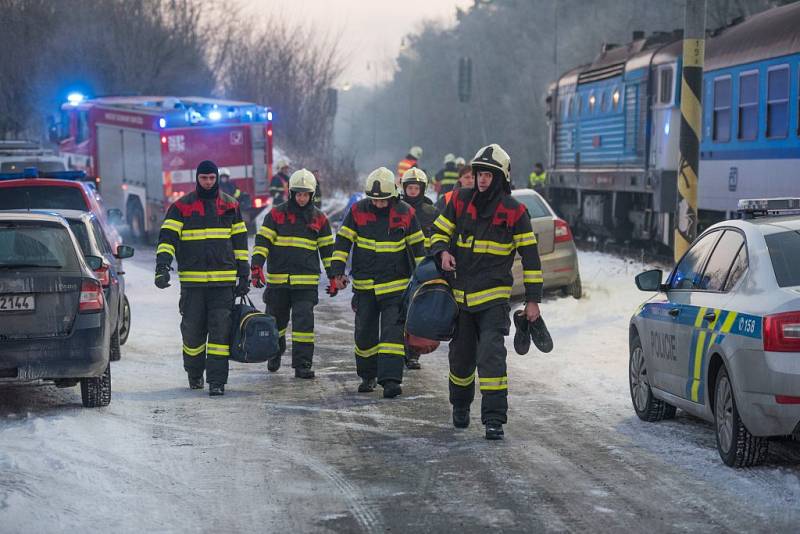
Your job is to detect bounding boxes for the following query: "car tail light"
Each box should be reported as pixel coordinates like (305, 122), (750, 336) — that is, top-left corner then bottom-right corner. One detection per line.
(254, 198), (263, 208)
(554, 218), (573, 243)
(94, 263), (110, 287)
(763, 311), (800, 352)
(79, 279), (104, 312)
(775, 395), (800, 404)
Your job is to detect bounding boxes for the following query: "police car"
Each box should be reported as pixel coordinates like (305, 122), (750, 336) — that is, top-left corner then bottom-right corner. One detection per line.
(629, 198), (800, 467)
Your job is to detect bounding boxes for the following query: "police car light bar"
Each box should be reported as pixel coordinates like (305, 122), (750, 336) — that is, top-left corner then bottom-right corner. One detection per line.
(738, 198), (800, 219)
(0, 168), (88, 181)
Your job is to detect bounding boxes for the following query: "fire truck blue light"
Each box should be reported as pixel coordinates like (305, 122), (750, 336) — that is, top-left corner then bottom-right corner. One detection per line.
(67, 93), (85, 106)
(208, 110), (222, 121)
(267, 111), (273, 121)
(159, 118), (167, 128)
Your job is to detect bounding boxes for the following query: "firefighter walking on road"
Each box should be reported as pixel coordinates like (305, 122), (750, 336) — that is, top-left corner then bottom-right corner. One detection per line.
(251, 169), (335, 378)
(330, 167), (425, 398)
(155, 160), (250, 396)
(397, 146), (423, 180)
(270, 161), (291, 205)
(430, 144), (544, 439)
(434, 153), (459, 197)
(399, 167), (437, 370)
(435, 163), (474, 212)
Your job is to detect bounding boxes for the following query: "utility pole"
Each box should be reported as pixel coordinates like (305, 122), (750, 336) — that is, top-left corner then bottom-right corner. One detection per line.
(674, 0), (706, 262)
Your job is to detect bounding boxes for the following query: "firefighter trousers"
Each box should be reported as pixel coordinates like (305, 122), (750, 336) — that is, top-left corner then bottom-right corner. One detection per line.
(179, 286), (233, 385)
(264, 287), (318, 369)
(352, 291), (404, 385)
(448, 303), (511, 424)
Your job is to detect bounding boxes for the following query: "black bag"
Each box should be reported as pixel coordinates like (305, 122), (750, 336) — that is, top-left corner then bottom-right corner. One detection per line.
(404, 259), (459, 354)
(230, 296), (280, 363)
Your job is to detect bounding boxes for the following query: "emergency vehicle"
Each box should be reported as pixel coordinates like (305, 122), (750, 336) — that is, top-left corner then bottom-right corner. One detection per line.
(56, 94), (274, 240)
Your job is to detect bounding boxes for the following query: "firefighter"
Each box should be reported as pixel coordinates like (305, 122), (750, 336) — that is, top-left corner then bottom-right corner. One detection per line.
(434, 153), (459, 196)
(528, 162), (547, 194)
(455, 156), (466, 173)
(251, 169), (334, 378)
(155, 160), (250, 396)
(396, 146), (423, 181)
(434, 163), (474, 212)
(330, 167), (425, 398)
(399, 167), (437, 370)
(430, 144), (544, 440)
(270, 161), (291, 205)
(218, 167), (242, 200)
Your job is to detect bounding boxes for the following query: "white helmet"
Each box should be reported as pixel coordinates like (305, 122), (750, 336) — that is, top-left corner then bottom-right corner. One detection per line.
(277, 160), (289, 170)
(364, 167), (397, 199)
(289, 169), (317, 193)
(471, 143), (511, 181)
(455, 157), (466, 167)
(401, 167), (428, 186)
(218, 167), (231, 178)
(443, 153), (456, 165)
(409, 146), (423, 160)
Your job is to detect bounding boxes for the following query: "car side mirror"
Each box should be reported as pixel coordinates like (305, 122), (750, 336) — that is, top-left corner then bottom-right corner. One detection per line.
(115, 245), (135, 259)
(107, 208), (123, 224)
(85, 255), (103, 270)
(635, 269), (664, 292)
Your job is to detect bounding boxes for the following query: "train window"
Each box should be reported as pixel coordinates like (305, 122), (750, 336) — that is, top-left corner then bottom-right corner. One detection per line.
(612, 88), (621, 111)
(712, 77), (731, 142)
(659, 67), (673, 104)
(767, 66), (789, 139)
(601, 91), (609, 112)
(738, 71), (758, 141)
(588, 93), (596, 113)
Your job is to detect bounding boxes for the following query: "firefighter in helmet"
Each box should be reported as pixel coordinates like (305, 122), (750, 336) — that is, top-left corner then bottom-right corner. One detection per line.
(270, 161), (291, 205)
(399, 167), (437, 370)
(251, 169), (335, 378)
(434, 153), (459, 197)
(155, 160), (250, 396)
(218, 168), (241, 200)
(455, 156), (466, 172)
(397, 146), (422, 181)
(430, 144), (546, 439)
(330, 167), (425, 397)
(435, 162), (474, 212)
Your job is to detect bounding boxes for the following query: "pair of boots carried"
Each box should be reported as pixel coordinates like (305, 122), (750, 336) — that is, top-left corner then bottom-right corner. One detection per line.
(513, 311), (553, 355)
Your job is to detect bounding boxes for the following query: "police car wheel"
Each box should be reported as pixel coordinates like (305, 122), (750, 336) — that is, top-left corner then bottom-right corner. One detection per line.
(80, 364), (112, 408)
(119, 295), (131, 346)
(629, 333), (676, 422)
(713, 367), (768, 467)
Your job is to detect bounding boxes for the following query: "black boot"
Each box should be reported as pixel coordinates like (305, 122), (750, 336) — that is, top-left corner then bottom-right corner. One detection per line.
(453, 407), (470, 429)
(485, 421), (504, 440)
(405, 355), (421, 370)
(294, 367), (315, 379)
(513, 310), (531, 355)
(382, 380), (402, 399)
(188, 375), (204, 390)
(529, 316), (553, 353)
(358, 377), (377, 393)
(209, 383), (225, 396)
(267, 357), (281, 373)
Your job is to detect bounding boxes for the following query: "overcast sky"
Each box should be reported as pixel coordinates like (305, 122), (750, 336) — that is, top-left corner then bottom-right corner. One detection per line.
(238, 0), (473, 87)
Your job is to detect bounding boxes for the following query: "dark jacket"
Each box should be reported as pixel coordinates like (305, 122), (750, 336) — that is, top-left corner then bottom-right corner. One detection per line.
(403, 194), (438, 250)
(156, 191), (248, 287)
(435, 163), (459, 194)
(270, 172), (289, 204)
(331, 198), (425, 299)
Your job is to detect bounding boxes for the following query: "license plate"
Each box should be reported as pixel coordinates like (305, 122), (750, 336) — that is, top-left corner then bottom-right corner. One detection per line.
(0, 294), (35, 312)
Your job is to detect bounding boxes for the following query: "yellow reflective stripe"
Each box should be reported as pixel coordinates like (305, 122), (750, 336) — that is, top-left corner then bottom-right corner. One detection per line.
(161, 218), (183, 233)
(465, 286), (512, 307)
(266, 273), (290, 284)
(414, 256), (424, 265)
(423, 236), (431, 249)
(405, 230), (424, 245)
(317, 234), (335, 247)
(278, 328), (287, 338)
(456, 235), (473, 248)
(207, 343), (230, 357)
(513, 232), (537, 248)
(690, 330), (707, 402)
(291, 331), (315, 343)
(379, 342), (406, 356)
(479, 376), (508, 391)
(449, 371), (475, 387)
(452, 288), (465, 303)
(356, 237), (406, 253)
(258, 226), (277, 243)
(430, 233), (450, 246)
(338, 225), (357, 242)
(274, 236), (317, 251)
(180, 228), (231, 241)
(290, 274), (320, 286)
(473, 240), (514, 256)
(523, 270), (544, 283)
(332, 250), (350, 263)
(231, 222), (247, 235)
(183, 343), (206, 356)
(252, 245), (269, 258)
(355, 344), (379, 358)
(322, 257), (333, 268)
(178, 270), (237, 282)
(694, 307), (707, 328)
(433, 215), (455, 236)
(156, 243), (175, 256)
(352, 278), (374, 290)
(373, 278), (410, 295)
(234, 249), (249, 261)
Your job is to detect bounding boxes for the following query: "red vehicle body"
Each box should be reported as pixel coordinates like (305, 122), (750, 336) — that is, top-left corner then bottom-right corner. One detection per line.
(57, 96), (274, 240)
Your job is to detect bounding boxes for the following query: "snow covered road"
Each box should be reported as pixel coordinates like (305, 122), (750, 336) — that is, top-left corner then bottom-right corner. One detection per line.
(1, 250), (798, 533)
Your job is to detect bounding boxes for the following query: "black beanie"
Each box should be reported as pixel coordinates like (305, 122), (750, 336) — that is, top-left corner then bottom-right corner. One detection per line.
(196, 160), (219, 199)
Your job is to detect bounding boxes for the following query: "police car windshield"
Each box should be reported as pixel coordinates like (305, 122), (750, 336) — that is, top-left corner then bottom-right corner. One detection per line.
(0, 186), (86, 211)
(765, 230), (800, 287)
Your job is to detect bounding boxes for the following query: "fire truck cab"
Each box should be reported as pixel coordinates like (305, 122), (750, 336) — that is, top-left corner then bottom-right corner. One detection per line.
(56, 94), (274, 241)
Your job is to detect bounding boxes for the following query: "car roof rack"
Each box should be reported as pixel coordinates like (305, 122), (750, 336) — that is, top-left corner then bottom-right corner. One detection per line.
(738, 198), (800, 219)
(0, 167), (87, 182)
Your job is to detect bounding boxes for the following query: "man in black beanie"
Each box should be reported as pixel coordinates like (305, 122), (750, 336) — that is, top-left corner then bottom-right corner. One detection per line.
(155, 159), (250, 396)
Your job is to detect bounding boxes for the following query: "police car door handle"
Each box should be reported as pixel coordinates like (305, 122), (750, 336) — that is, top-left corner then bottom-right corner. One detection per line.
(668, 308), (680, 317)
(704, 311), (717, 322)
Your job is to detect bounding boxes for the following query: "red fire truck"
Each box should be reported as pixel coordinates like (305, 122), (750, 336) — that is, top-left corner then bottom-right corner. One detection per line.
(57, 95), (274, 240)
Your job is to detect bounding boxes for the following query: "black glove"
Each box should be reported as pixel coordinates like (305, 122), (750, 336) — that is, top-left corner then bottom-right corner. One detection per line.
(235, 275), (250, 296)
(154, 264), (171, 289)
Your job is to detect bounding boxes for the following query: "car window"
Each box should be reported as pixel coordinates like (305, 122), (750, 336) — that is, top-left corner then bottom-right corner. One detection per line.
(724, 243), (748, 291)
(515, 194), (550, 218)
(90, 219), (113, 255)
(0, 223), (80, 270)
(765, 230), (800, 287)
(67, 219), (92, 255)
(0, 186), (87, 211)
(697, 230), (745, 291)
(669, 231), (720, 290)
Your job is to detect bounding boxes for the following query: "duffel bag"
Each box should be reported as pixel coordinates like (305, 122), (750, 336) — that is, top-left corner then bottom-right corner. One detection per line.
(404, 278), (458, 354)
(230, 296), (280, 363)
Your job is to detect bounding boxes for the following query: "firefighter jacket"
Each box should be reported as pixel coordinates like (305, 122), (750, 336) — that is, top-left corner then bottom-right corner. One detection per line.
(430, 188), (543, 310)
(435, 163), (459, 193)
(403, 195), (438, 250)
(252, 201), (334, 288)
(331, 198), (425, 299)
(156, 191), (249, 286)
(434, 188), (457, 212)
(220, 180), (242, 200)
(270, 172), (289, 203)
(396, 157), (418, 177)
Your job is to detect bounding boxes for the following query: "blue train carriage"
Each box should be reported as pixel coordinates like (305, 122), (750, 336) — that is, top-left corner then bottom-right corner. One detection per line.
(546, 2), (800, 251)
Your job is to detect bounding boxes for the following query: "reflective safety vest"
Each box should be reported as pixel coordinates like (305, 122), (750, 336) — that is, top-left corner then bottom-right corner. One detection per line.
(156, 191), (249, 286)
(528, 171), (547, 188)
(429, 188), (543, 310)
(330, 198), (425, 298)
(397, 157), (418, 177)
(436, 164), (459, 194)
(252, 202), (334, 288)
